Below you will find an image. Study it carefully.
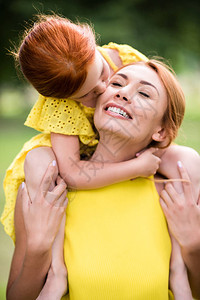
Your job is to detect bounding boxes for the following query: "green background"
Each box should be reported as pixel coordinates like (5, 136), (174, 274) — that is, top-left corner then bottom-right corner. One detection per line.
(0, 0), (200, 298)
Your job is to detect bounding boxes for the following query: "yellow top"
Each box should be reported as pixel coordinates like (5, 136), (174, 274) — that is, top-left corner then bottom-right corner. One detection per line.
(1, 42), (148, 242)
(61, 178), (174, 299)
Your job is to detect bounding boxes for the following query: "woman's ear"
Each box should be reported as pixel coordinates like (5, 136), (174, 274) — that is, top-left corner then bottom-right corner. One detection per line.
(152, 127), (167, 142)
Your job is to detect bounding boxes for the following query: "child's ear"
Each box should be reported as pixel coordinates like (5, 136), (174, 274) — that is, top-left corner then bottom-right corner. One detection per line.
(152, 127), (167, 142)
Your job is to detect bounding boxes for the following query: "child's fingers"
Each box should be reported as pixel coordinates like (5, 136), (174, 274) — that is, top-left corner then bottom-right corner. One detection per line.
(40, 160), (57, 197)
(136, 147), (158, 157)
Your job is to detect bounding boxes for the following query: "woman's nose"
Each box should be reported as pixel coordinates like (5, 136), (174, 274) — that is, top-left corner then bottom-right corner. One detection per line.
(115, 93), (130, 102)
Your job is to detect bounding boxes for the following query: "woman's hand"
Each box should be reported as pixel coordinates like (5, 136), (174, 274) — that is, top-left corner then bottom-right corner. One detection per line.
(22, 161), (68, 253)
(160, 161), (200, 250)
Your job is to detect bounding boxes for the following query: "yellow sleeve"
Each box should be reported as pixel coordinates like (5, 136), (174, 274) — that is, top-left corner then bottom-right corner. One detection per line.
(102, 42), (148, 65)
(25, 95), (97, 144)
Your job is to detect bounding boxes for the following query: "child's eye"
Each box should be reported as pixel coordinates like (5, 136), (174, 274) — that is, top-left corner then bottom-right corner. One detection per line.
(111, 82), (122, 87)
(139, 91), (150, 98)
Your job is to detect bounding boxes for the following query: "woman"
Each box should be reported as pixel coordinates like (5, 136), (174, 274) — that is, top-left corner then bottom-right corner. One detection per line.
(6, 60), (199, 300)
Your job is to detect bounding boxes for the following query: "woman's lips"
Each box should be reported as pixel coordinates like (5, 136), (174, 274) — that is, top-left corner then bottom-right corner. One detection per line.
(104, 103), (132, 120)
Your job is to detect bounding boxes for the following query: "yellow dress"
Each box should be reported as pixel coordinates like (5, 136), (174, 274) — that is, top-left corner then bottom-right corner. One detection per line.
(61, 178), (174, 299)
(1, 43), (148, 242)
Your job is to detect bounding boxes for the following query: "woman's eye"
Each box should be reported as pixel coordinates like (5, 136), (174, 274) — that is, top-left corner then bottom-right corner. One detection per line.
(111, 82), (122, 87)
(139, 91), (150, 98)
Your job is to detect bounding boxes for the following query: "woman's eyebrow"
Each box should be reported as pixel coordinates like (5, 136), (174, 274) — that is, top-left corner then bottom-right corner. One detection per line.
(116, 73), (128, 80)
(140, 80), (159, 95)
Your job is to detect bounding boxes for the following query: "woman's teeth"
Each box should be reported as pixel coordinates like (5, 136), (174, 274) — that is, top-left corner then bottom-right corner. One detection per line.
(107, 106), (130, 119)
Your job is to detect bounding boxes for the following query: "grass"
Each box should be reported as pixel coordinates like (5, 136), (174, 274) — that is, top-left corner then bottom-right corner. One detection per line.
(0, 79), (199, 297)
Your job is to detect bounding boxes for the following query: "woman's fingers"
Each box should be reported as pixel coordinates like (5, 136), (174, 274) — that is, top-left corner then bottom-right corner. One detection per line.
(45, 189), (67, 207)
(177, 161), (195, 204)
(45, 179), (67, 207)
(40, 160), (58, 197)
(160, 188), (174, 207)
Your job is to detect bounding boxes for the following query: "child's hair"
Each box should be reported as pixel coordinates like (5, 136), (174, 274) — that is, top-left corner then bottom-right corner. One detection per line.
(14, 14), (96, 98)
(146, 59), (185, 148)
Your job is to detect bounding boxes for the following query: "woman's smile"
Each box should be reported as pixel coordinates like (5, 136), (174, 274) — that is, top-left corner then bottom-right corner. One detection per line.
(104, 102), (132, 120)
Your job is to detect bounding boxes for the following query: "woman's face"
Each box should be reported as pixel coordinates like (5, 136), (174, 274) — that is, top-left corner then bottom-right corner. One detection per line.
(94, 63), (168, 147)
(70, 50), (110, 103)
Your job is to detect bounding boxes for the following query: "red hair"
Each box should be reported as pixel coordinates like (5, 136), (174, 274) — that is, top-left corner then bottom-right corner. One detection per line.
(146, 59), (185, 147)
(15, 14), (96, 98)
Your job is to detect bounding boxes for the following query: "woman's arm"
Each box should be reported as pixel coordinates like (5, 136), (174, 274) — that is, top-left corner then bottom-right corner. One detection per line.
(160, 162), (200, 299)
(51, 133), (161, 189)
(7, 162), (67, 300)
(169, 232), (193, 300)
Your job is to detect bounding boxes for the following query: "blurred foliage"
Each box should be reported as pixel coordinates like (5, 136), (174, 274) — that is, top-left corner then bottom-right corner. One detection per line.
(0, 0), (200, 86)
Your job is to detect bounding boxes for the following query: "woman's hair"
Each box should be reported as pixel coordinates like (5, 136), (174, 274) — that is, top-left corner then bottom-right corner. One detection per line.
(146, 59), (185, 148)
(13, 14), (96, 98)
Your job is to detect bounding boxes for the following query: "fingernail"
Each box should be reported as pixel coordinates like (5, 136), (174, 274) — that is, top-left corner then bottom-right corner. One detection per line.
(52, 160), (56, 166)
(22, 182), (25, 189)
(177, 161), (182, 168)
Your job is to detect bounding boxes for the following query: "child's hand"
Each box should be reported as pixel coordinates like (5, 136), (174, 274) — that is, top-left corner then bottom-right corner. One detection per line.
(135, 147), (161, 177)
(22, 161), (68, 253)
(160, 161), (200, 250)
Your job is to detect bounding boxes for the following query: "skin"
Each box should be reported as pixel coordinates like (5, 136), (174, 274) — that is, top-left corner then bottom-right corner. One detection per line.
(70, 50), (111, 107)
(7, 64), (192, 300)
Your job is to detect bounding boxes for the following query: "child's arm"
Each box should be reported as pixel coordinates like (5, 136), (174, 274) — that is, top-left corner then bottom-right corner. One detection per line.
(160, 162), (200, 299)
(169, 232), (192, 300)
(51, 133), (161, 189)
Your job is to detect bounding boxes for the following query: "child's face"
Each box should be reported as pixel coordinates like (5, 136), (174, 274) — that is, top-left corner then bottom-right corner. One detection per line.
(70, 50), (110, 103)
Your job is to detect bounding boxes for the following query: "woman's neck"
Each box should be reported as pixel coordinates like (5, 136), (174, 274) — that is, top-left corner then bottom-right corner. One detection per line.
(91, 134), (145, 164)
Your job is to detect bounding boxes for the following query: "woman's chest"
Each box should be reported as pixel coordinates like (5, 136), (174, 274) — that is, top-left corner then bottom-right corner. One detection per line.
(64, 179), (171, 300)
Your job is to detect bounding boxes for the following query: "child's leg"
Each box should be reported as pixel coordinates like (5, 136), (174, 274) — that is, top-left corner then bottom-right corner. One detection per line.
(159, 145), (200, 202)
(169, 233), (193, 300)
(24, 146), (68, 299)
(36, 215), (68, 300)
(24, 146), (57, 202)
